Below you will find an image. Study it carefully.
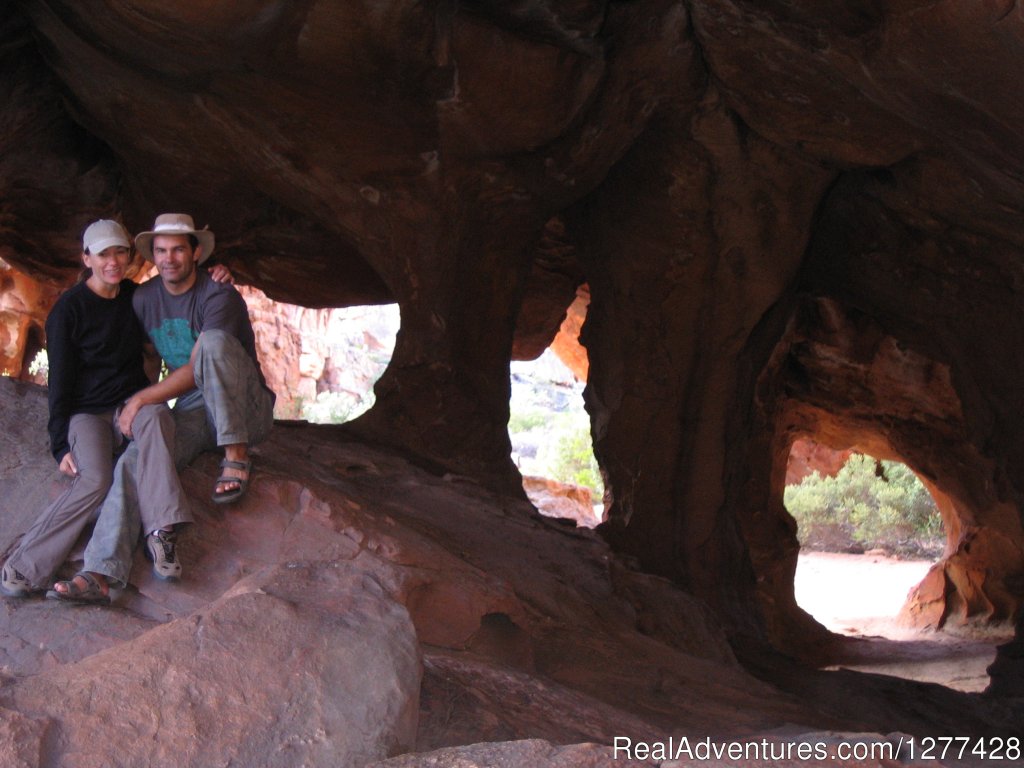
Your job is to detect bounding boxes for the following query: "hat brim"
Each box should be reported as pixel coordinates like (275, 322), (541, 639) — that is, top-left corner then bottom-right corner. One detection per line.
(135, 229), (215, 264)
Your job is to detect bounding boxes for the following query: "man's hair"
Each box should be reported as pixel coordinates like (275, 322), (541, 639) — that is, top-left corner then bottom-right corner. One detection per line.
(149, 234), (199, 256)
(152, 233), (200, 251)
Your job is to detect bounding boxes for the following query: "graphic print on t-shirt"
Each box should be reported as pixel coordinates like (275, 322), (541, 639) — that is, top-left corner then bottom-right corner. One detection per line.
(150, 317), (198, 369)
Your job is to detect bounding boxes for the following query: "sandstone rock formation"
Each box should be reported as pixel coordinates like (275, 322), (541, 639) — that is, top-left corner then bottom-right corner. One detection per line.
(368, 734), (975, 768)
(522, 474), (601, 528)
(240, 286), (398, 419)
(2, 0), (1023, 706)
(0, 260), (59, 381)
(548, 284), (591, 382)
(785, 439), (853, 487)
(0, 381), (1020, 766)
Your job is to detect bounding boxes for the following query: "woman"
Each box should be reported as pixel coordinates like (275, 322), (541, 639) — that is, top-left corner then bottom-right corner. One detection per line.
(1, 219), (226, 603)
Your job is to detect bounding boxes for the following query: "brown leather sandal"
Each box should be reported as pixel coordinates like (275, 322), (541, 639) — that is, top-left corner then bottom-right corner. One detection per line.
(212, 458), (253, 504)
(46, 572), (111, 605)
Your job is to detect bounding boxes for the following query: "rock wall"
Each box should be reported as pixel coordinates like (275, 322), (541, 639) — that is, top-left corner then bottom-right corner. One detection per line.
(1, 0), (1022, 657)
(0, 260), (57, 380)
(548, 285), (590, 382)
(785, 439), (853, 487)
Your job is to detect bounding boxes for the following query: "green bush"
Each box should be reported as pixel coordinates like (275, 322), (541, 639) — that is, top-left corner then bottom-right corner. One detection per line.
(507, 408), (549, 434)
(784, 454), (943, 557)
(510, 406), (604, 502)
(542, 424), (603, 501)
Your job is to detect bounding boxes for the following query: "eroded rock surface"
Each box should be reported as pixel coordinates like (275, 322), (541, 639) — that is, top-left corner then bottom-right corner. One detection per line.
(1, 0), (1023, 686)
(0, 380), (1021, 766)
(785, 439), (853, 487)
(4, 566), (421, 768)
(0, 261), (59, 381)
(368, 734), (982, 768)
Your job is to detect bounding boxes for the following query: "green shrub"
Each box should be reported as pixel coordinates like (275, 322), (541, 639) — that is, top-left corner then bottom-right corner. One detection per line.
(543, 424), (603, 501)
(507, 409), (549, 434)
(784, 454), (943, 557)
(510, 406), (604, 502)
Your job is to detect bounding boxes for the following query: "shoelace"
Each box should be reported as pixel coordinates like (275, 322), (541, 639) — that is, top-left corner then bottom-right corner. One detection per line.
(154, 533), (177, 563)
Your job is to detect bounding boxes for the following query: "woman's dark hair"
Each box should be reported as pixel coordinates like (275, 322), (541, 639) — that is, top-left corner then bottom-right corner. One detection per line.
(78, 247), (93, 284)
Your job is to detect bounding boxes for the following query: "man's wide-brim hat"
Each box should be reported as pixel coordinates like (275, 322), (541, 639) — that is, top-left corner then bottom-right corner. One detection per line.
(135, 213), (215, 264)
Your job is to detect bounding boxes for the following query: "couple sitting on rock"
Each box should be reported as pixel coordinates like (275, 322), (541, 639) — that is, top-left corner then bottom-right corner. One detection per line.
(1, 214), (275, 604)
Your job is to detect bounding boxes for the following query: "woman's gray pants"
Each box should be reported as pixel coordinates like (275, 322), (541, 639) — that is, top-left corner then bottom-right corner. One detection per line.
(8, 404), (183, 589)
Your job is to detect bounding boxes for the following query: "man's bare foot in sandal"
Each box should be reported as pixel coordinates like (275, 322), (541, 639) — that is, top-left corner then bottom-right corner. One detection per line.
(212, 443), (254, 505)
(46, 571), (111, 605)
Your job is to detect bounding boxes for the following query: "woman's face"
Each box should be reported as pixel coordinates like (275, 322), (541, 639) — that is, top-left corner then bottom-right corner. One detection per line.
(83, 244), (132, 287)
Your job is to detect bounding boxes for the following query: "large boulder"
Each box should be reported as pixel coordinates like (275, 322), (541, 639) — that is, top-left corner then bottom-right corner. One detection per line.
(2, 565), (421, 767)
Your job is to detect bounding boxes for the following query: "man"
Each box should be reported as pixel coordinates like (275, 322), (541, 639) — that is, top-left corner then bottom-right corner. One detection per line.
(123, 213), (275, 501)
(90, 214), (274, 586)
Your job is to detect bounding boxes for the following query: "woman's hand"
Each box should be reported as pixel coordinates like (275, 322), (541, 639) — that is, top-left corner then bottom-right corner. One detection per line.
(59, 452), (78, 477)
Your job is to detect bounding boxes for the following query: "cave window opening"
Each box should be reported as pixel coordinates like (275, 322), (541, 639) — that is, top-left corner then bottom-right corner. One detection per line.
(21, 326), (47, 384)
(786, 439), (944, 637)
(238, 287), (400, 424)
(508, 348), (604, 528)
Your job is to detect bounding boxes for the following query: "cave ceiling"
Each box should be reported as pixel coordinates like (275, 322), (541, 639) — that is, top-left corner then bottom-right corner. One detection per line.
(2, 0), (1024, 646)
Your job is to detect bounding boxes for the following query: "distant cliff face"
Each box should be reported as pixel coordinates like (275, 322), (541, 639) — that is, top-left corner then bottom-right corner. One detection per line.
(239, 287), (398, 420)
(2, 1), (1023, 648)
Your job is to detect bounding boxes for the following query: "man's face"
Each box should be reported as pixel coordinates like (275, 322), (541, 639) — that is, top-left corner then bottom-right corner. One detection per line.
(152, 234), (201, 289)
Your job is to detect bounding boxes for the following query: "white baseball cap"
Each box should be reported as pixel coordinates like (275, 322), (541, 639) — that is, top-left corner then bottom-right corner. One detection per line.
(82, 219), (131, 254)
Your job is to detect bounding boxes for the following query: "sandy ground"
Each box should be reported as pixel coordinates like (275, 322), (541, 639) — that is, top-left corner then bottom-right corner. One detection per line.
(795, 551), (931, 636)
(795, 552), (1013, 692)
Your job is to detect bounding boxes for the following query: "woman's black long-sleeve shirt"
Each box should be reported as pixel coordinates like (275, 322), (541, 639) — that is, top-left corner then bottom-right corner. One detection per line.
(45, 279), (149, 463)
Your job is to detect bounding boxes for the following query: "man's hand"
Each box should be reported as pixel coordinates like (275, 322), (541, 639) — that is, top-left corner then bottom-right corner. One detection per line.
(59, 452), (78, 477)
(118, 396), (144, 439)
(209, 264), (234, 284)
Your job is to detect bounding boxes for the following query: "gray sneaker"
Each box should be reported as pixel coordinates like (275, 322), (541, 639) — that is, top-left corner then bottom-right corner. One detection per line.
(1, 562), (37, 598)
(145, 530), (182, 581)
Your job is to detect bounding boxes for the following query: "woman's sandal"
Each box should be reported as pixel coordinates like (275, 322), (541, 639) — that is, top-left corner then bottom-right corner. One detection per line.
(212, 458), (253, 505)
(46, 571), (111, 605)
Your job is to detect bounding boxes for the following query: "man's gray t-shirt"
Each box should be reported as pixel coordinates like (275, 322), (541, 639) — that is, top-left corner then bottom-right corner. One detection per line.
(133, 270), (265, 384)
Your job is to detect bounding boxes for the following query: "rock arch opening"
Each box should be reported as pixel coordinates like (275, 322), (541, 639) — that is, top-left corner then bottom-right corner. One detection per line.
(508, 348), (603, 528)
(240, 287), (400, 425)
(785, 438), (944, 636)
(783, 442), (1010, 694)
(508, 281), (602, 527)
(742, 294), (1024, 690)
